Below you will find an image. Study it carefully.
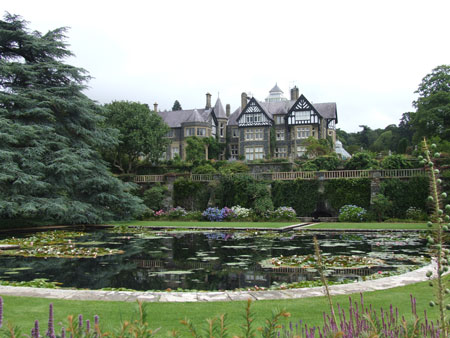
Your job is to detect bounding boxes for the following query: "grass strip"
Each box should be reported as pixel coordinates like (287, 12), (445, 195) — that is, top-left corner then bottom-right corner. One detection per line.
(307, 222), (429, 230)
(109, 220), (297, 228)
(0, 276), (446, 335)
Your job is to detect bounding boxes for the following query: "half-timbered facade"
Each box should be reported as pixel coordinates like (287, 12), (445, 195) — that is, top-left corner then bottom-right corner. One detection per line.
(228, 84), (338, 160)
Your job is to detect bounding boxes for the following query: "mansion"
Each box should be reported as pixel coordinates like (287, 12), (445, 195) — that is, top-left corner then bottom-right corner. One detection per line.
(158, 84), (338, 161)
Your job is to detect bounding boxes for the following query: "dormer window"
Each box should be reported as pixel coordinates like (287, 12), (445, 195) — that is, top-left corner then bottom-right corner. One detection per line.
(245, 113), (262, 123)
(294, 111), (310, 122)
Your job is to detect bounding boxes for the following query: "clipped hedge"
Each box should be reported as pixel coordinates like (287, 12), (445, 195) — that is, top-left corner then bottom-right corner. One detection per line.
(324, 179), (371, 211)
(380, 177), (429, 218)
(173, 177), (210, 211)
(271, 179), (319, 216)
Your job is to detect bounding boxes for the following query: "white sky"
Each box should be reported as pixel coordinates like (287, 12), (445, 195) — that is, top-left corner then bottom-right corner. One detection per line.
(3, 0), (450, 132)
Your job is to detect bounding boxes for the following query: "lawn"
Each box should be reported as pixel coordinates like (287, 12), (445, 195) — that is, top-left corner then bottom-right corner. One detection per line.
(1, 277), (447, 336)
(307, 222), (429, 230)
(109, 220), (298, 229)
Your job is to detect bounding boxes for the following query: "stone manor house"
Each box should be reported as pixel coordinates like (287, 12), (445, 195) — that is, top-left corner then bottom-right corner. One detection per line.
(157, 84), (338, 161)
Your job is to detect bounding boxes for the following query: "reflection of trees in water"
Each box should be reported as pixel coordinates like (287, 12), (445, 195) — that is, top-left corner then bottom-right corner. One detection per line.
(0, 231), (427, 291)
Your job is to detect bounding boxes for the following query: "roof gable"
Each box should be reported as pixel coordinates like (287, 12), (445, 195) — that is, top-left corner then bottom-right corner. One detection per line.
(236, 97), (273, 126)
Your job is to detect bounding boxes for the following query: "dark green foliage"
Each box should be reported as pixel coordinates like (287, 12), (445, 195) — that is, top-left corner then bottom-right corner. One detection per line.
(204, 136), (225, 160)
(217, 162), (250, 174)
(344, 152), (379, 170)
(217, 174), (270, 210)
(370, 194), (393, 222)
(271, 180), (319, 216)
(380, 155), (412, 169)
(0, 14), (145, 224)
(302, 155), (341, 171)
(102, 101), (170, 174)
(142, 184), (167, 211)
(191, 163), (217, 174)
(171, 100), (182, 111)
(185, 136), (206, 162)
(397, 138), (408, 154)
(380, 177), (429, 218)
(324, 179), (371, 211)
(412, 65), (450, 142)
(304, 137), (332, 157)
(173, 177), (209, 210)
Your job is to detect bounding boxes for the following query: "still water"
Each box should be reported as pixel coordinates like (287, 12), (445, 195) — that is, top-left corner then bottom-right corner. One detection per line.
(0, 230), (428, 291)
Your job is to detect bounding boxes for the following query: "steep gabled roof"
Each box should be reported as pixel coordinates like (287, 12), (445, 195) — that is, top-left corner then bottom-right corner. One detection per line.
(185, 109), (204, 123)
(269, 83), (283, 93)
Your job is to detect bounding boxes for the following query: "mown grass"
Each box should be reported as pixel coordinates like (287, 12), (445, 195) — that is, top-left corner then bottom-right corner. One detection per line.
(109, 220), (297, 228)
(307, 222), (429, 230)
(1, 276), (447, 336)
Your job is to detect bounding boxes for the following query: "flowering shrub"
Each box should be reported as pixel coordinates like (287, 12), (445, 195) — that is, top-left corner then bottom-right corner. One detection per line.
(202, 207), (236, 222)
(405, 206), (426, 221)
(338, 204), (367, 222)
(154, 209), (165, 217)
(272, 206), (296, 220)
(231, 205), (251, 219)
(166, 207), (187, 219)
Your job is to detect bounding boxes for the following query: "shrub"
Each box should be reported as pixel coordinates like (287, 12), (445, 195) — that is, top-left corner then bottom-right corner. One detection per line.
(271, 179), (319, 217)
(142, 184), (167, 211)
(370, 193), (392, 222)
(272, 206), (296, 220)
(184, 210), (203, 221)
(252, 196), (274, 218)
(231, 205), (251, 219)
(191, 163), (217, 174)
(202, 207), (236, 221)
(324, 179), (371, 212)
(166, 206), (187, 219)
(344, 152), (378, 170)
(338, 205), (367, 222)
(405, 206), (427, 221)
(381, 154), (412, 169)
(173, 177), (210, 211)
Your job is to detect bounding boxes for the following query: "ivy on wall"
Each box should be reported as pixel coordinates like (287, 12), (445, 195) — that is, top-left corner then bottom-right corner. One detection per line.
(271, 179), (319, 216)
(324, 179), (371, 211)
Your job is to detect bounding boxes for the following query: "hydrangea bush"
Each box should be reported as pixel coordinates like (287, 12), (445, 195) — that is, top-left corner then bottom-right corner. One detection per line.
(231, 205), (251, 219)
(338, 205), (367, 222)
(166, 207), (187, 219)
(272, 206), (296, 220)
(202, 207), (236, 221)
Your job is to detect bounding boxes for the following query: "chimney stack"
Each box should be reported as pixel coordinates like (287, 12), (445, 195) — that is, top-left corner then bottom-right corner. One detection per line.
(206, 92), (212, 109)
(241, 92), (248, 111)
(290, 86), (299, 101)
(226, 104), (230, 117)
(153, 102), (158, 112)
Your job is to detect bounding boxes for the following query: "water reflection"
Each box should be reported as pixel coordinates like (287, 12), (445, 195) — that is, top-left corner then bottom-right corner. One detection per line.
(0, 230), (428, 291)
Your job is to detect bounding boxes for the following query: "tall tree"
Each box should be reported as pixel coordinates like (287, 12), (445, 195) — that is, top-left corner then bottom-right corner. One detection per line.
(172, 100), (182, 111)
(102, 101), (170, 174)
(0, 14), (145, 224)
(412, 65), (450, 141)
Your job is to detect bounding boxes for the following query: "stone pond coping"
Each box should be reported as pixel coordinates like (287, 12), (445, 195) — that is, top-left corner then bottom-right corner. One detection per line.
(0, 263), (439, 303)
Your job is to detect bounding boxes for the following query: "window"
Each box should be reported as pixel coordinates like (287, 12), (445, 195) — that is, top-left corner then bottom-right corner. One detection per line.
(230, 144), (239, 159)
(245, 113), (262, 124)
(275, 147), (287, 158)
(197, 128), (206, 136)
(294, 111), (310, 122)
(245, 147), (264, 161)
(166, 130), (174, 138)
(275, 116), (284, 124)
(276, 129), (285, 141)
(219, 122), (225, 137)
(171, 147), (179, 159)
(245, 128), (264, 141)
(297, 127), (310, 139)
(232, 128), (239, 138)
(185, 127), (195, 136)
(297, 146), (306, 157)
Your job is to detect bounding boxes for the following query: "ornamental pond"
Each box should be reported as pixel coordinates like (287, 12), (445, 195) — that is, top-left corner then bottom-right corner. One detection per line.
(0, 229), (429, 291)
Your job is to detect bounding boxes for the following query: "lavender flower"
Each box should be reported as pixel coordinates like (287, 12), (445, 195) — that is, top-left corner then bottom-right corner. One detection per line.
(0, 296), (3, 328)
(47, 303), (55, 338)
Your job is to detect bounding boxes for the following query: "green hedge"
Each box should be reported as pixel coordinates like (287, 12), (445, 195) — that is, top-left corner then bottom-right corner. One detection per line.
(271, 180), (319, 216)
(173, 177), (210, 211)
(324, 179), (371, 211)
(380, 177), (429, 218)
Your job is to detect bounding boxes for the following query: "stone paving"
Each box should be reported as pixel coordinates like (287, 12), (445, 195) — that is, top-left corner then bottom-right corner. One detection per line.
(0, 263), (436, 303)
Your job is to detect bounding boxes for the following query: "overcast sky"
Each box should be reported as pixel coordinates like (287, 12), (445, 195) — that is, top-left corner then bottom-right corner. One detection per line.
(3, 0), (450, 132)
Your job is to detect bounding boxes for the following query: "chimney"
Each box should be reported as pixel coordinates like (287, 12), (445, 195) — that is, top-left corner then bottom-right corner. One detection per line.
(226, 104), (230, 117)
(241, 92), (248, 111)
(290, 86), (299, 101)
(206, 92), (212, 109)
(153, 102), (158, 112)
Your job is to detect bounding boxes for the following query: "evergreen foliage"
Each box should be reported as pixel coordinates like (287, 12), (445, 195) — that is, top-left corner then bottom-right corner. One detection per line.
(102, 101), (170, 174)
(344, 152), (379, 170)
(271, 180), (319, 216)
(0, 14), (145, 224)
(380, 154), (412, 169)
(142, 184), (168, 211)
(324, 179), (371, 211)
(380, 177), (429, 218)
(171, 100), (182, 111)
(173, 177), (209, 210)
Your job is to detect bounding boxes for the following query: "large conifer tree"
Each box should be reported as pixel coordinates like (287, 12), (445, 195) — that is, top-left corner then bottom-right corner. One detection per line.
(0, 14), (145, 224)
